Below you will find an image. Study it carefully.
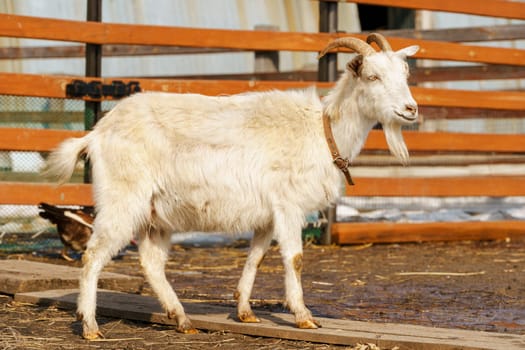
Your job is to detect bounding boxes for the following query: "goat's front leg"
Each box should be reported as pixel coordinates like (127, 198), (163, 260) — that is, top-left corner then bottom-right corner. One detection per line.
(274, 208), (321, 329)
(235, 226), (273, 323)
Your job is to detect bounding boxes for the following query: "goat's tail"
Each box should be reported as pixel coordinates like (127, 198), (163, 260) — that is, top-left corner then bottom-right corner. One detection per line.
(42, 134), (92, 184)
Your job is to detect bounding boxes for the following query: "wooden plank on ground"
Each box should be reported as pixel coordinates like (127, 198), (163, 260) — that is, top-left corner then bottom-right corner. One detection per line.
(0, 182), (93, 206)
(15, 289), (525, 349)
(0, 260), (142, 295)
(332, 221), (525, 245)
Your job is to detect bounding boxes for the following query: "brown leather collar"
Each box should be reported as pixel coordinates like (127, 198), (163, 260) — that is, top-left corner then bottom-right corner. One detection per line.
(322, 113), (355, 186)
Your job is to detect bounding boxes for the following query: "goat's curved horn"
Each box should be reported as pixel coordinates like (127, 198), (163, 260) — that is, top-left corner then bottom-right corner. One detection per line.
(366, 33), (392, 52)
(317, 37), (375, 59)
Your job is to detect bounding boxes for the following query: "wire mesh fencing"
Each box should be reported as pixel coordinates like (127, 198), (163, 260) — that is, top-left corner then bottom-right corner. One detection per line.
(0, 95), (95, 256)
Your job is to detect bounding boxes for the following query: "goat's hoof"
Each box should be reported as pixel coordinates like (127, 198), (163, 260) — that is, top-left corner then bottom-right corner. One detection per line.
(238, 311), (261, 323)
(296, 318), (321, 329)
(177, 320), (198, 334)
(83, 330), (104, 340)
(181, 327), (199, 334)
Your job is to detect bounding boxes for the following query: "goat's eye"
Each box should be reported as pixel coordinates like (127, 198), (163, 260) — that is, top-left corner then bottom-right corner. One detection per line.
(367, 75), (379, 82)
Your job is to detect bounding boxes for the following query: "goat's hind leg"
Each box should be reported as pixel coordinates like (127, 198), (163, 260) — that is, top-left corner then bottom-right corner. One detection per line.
(139, 227), (197, 334)
(77, 218), (133, 339)
(235, 227), (273, 323)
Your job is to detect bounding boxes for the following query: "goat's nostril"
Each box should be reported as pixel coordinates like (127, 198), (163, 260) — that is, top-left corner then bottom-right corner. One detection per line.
(406, 104), (417, 114)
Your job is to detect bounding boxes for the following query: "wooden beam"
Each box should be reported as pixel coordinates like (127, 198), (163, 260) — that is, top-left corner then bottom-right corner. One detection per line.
(345, 176), (525, 197)
(410, 87), (525, 110)
(0, 45), (234, 60)
(332, 221), (525, 245)
(0, 14), (524, 65)
(146, 70), (319, 82)
(0, 171), (84, 183)
(370, 24), (525, 42)
(0, 73), (524, 111)
(366, 130), (525, 153)
(142, 65), (525, 84)
(2, 176), (524, 206)
(0, 73), (332, 100)
(411, 65), (525, 83)
(354, 153), (525, 167)
(344, 0), (525, 20)
(0, 182), (93, 206)
(0, 111), (84, 124)
(2, 176), (524, 205)
(145, 65), (525, 84)
(2, 24), (524, 60)
(2, 128), (525, 154)
(5, 176), (525, 205)
(0, 128), (86, 152)
(420, 106), (525, 120)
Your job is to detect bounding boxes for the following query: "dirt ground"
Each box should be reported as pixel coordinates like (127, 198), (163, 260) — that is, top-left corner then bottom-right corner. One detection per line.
(1, 237), (524, 349)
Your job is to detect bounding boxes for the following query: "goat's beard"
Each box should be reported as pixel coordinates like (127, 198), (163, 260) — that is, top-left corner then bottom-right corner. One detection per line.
(383, 122), (409, 166)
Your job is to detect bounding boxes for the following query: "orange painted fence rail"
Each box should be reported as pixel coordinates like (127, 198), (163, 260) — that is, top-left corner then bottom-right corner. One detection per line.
(0, 14), (525, 66)
(332, 221), (525, 245)
(2, 128), (524, 205)
(0, 182), (94, 206)
(4, 128), (525, 155)
(0, 73), (524, 111)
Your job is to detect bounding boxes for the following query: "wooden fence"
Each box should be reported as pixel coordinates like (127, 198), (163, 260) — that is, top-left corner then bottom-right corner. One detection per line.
(0, 0), (524, 244)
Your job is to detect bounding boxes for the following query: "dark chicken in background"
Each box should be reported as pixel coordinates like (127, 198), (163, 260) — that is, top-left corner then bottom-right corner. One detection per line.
(38, 202), (94, 261)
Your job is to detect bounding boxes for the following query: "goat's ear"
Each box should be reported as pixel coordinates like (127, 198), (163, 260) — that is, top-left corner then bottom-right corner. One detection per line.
(346, 55), (364, 77)
(395, 45), (419, 58)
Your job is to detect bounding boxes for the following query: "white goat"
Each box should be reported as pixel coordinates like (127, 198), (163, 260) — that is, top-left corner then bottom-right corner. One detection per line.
(44, 33), (418, 339)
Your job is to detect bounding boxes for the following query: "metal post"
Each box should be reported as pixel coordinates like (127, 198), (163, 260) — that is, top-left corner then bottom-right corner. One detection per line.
(254, 25), (280, 73)
(318, 1), (338, 82)
(84, 0), (102, 183)
(318, 1), (338, 245)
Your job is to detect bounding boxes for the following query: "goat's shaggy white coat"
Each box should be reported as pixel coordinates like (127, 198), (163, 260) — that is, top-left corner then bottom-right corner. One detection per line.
(44, 39), (419, 339)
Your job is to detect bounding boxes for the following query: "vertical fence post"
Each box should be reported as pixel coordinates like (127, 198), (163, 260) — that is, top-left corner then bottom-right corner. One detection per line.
(318, 1), (338, 245)
(254, 25), (280, 73)
(318, 1), (338, 82)
(84, 0), (102, 183)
